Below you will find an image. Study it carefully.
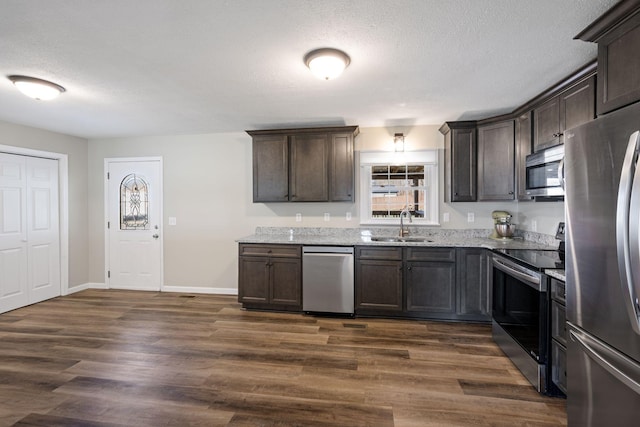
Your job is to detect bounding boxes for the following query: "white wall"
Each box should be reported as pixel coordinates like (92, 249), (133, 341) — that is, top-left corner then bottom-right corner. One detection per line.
(0, 120), (89, 288)
(88, 124), (565, 292)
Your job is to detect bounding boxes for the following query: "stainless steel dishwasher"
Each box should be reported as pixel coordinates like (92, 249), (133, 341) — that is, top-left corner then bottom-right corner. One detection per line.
(302, 246), (354, 315)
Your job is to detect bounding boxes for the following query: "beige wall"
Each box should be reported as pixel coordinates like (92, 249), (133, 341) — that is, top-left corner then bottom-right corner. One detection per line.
(0, 120), (89, 289)
(88, 124), (564, 291)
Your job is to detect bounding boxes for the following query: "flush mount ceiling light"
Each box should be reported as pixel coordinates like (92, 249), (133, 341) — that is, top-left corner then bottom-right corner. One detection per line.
(8, 75), (66, 100)
(304, 48), (351, 80)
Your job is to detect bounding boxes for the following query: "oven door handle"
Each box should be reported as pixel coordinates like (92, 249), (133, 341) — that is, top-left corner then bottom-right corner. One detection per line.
(492, 257), (543, 291)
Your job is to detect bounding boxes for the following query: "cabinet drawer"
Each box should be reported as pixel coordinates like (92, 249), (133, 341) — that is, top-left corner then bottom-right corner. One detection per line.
(239, 244), (301, 258)
(551, 300), (567, 346)
(550, 278), (566, 304)
(406, 247), (455, 262)
(551, 339), (567, 395)
(356, 246), (402, 260)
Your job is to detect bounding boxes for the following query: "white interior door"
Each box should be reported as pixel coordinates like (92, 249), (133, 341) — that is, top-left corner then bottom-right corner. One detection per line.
(0, 154), (29, 311)
(107, 159), (162, 291)
(0, 153), (60, 313)
(26, 156), (60, 304)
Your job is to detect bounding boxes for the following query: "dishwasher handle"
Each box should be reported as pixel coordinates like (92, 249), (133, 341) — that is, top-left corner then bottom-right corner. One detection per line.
(303, 246), (354, 255)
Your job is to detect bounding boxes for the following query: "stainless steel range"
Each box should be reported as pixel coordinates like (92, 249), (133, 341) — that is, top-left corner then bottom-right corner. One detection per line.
(491, 226), (565, 395)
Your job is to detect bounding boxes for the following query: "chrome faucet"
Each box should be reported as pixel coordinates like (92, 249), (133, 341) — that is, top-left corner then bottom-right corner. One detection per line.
(399, 206), (412, 237)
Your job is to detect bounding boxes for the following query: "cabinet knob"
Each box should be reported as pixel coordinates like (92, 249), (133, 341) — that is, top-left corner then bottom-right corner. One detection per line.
(407, 266), (412, 271)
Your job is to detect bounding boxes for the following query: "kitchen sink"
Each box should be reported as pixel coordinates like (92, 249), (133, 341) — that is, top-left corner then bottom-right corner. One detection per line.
(370, 236), (432, 243)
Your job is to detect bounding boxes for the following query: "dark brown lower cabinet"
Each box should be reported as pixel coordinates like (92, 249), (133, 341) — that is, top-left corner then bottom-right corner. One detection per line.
(456, 248), (490, 321)
(550, 277), (567, 395)
(355, 246), (489, 322)
(238, 244), (301, 311)
(355, 247), (403, 315)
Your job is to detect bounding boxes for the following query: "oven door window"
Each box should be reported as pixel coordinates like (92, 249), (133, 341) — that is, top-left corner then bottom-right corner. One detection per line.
(493, 266), (546, 361)
(526, 161), (561, 191)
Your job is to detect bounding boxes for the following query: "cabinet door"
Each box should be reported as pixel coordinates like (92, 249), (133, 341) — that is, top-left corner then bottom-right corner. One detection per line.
(290, 134), (329, 202)
(560, 76), (595, 133)
(270, 257), (302, 308)
(406, 261), (456, 314)
(355, 259), (403, 312)
(456, 248), (489, 320)
(477, 120), (515, 201)
(330, 133), (354, 201)
(533, 97), (561, 151)
(238, 256), (270, 304)
(515, 112), (533, 201)
(449, 128), (477, 202)
(596, 13), (640, 115)
(252, 135), (289, 202)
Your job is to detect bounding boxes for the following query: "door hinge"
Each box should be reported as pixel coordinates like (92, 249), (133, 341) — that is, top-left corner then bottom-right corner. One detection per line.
(107, 270), (110, 278)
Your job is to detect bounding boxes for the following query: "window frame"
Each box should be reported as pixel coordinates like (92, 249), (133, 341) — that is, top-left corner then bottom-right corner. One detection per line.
(359, 150), (439, 226)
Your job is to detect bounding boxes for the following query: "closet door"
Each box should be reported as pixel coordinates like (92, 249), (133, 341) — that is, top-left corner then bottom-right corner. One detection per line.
(26, 156), (60, 304)
(0, 153), (59, 313)
(0, 154), (29, 312)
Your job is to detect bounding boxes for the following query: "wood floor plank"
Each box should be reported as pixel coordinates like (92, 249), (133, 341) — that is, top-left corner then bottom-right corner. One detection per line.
(0, 289), (566, 426)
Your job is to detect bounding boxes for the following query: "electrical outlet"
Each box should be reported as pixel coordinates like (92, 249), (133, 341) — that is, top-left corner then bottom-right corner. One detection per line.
(532, 220), (537, 232)
(443, 212), (450, 223)
(324, 213), (330, 222)
(295, 213), (302, 222)
(346, 212), (352, 221)
(467, 212), (475, 223)
(168, 217), (177, 226)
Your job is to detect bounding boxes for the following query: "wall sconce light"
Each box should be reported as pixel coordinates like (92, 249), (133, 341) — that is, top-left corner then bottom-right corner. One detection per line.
(8, 75), (66, 100)
(304, 48), (351, 80)
(394, 133), (405, 152)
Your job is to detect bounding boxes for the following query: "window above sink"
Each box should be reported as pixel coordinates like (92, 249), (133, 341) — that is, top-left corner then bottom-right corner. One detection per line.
(359, 150), (439, 226)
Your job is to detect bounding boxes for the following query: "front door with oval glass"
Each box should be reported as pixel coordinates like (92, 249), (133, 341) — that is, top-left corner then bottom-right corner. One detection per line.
(106, 159), (162, 291)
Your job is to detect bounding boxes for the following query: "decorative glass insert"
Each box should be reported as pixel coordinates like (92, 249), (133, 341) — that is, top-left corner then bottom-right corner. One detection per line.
(120, 173), (149, 230)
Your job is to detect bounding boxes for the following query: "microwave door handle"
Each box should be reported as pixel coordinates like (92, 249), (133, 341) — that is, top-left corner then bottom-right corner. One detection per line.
(558, 157), (565, 191)
(616, 130), (640, 335)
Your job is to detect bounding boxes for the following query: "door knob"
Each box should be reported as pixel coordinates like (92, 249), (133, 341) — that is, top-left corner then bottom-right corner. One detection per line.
(152, 234), (159, 239)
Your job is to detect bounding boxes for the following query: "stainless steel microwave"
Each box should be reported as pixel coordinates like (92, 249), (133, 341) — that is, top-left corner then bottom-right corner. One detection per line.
(525, 144), (564, 197)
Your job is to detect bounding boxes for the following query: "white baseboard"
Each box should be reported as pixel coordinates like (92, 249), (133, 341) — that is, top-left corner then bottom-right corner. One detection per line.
(65, 282), (107, 295)
(161, 286), (238, 295)
(64, 283), (237, 296)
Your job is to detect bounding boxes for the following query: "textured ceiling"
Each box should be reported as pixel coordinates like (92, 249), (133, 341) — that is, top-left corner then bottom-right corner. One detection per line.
(0, 0), (619, 139)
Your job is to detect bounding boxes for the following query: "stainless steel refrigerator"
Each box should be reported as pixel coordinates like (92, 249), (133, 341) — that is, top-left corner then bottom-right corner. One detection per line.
(564, 100), (640, 426)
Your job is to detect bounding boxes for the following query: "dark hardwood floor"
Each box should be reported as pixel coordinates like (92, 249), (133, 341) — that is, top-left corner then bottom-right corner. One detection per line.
(0, 290), (566, 426)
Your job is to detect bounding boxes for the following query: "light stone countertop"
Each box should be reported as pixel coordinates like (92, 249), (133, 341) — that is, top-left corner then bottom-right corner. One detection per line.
(237, 227), (560, 251)
(545, 269), (566, 281)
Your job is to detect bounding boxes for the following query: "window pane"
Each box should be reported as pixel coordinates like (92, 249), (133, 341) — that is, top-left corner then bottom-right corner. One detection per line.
(120, 173), (149, 230)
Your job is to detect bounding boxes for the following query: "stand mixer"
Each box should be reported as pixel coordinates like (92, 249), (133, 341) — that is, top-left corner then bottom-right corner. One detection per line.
(491, 210), (515, 239)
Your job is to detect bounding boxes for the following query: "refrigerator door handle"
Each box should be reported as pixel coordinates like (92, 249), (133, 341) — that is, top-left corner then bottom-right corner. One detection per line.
(616, 130), (640, 335)
(570, 328), (640, 396)
(558, 157), (565, 191)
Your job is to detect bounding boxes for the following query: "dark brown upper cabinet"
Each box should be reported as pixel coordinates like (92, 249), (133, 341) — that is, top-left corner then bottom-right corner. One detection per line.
(533, 76), (595, 151)
(247, 126), (359, 203)
(515, 111), (533, 201)
(439, 122), (477, 202)
(477, 120), (515, 201)
(575, 1), (640, 115)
